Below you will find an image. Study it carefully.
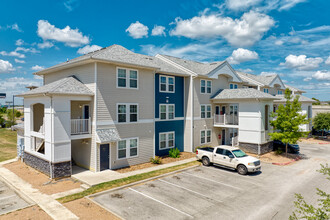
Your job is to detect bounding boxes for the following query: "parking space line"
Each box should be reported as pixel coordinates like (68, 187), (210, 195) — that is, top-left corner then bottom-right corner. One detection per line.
(159, 179), (223, 203)
(129, 188), (194, 219)
(181, 172), (242, 190)
(205, 166), (260, 179)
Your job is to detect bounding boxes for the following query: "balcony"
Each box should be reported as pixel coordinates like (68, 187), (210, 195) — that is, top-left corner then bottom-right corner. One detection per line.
(214, 114), (239, 127)
(71, 118), (91, 135)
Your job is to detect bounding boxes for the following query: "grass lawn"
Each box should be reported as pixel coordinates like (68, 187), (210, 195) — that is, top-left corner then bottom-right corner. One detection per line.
(58, 160), (200, 203)
(0, 128), (17, 162)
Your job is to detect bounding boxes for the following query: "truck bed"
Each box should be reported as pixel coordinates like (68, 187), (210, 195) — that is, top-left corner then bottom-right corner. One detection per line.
(198, 147), (214, 152)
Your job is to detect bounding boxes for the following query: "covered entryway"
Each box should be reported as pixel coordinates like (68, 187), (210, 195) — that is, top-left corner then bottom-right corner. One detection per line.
(100, 144), (110, 171)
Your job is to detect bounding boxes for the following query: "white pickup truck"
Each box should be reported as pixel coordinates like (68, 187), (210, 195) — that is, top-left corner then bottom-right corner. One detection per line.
(196, 145), (261, 175)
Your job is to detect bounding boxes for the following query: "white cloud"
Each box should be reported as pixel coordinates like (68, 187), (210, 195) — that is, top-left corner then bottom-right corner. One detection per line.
(325, 56), (330, 65)
(170, 10), (275, 47)
(15, 39), (24, 46)
(140, 41), (230, 62)
(14, 59), (25, 64)
(38, 41), (54, 49)
(312, 71), (330, 81)
(227, 48), (259, 64)
(31, 65), (45, 71)
(151, 25), (166, 36)
(281, 55), (324, 70)
(225, 0), (262, 11)
(77, 45), (102, 54)
(16, 47), (40, 54)
(303, 77), (312, 81)
(275, 40), (284, 45)
(37, 20), (90, 47)
(0, 59), (15, 73)
(278, 0), (307, 11)
(64, 0), (79, 12)
(126, 21), (149, 39)
(0, 50), (25, 58)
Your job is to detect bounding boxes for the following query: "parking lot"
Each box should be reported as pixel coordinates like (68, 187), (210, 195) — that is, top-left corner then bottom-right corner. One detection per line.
(91, 143), (330, 220)
(0, 177), (30, 215)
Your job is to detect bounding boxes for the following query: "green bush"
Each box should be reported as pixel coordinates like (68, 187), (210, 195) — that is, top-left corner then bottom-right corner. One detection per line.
(275, 149), (283, 155)
(150, 156), (162, 164)
(169, 148), (180, 158)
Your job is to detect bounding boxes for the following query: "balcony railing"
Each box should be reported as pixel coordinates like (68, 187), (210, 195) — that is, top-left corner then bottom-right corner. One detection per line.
(232, 136), (239, 147)
(71, 118), (91, 135)
(214, 114), (238, 125)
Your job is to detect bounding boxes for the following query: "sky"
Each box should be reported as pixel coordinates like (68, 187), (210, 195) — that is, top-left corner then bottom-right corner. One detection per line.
(0, 0), (329, 105)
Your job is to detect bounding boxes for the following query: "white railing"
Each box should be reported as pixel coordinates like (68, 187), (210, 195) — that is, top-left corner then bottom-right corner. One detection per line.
(232, 136), (239, 147)
(71, 118), (91, 135)
(214, 114), (238, 125)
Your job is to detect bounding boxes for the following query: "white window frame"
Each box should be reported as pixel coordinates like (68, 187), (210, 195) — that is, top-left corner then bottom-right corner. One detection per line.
(200, 129), (212, 144)
(117, 137), (139, 160)
(201, 104), (212, 119)
(159, 131), (175, 150)
(264, 88), (269, 93)
(116, 67), (139, 89)
(159, 75), (175, 93)
(159, 104), (175, 120)
(277, 90), (282, 94)
(117, 103), (139, 123)
(230, 83), (238, 89)
(200, 79), (212, 94)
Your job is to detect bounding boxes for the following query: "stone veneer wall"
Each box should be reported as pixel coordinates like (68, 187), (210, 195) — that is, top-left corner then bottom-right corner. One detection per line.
(24, 152), (71, 178)
(239, 141), (273, 155)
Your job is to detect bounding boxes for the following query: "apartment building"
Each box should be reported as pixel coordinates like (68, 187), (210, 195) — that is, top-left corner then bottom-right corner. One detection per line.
(16, 45), (313, 178)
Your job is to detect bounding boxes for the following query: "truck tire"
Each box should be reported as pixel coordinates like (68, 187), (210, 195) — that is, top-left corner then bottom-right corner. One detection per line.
(202, 157), (211, 166)
(237, 164), (248, 175)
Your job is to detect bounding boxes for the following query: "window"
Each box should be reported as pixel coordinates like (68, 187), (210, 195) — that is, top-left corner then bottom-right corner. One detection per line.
(159, 132), (175, 150)
(117, 104), (138, 123)
(277, 90), (283, 94)
(117, 68), (138, 89)
(201, 104), (211, 118)
(264, 88), (269, 93)
(201, 129), (212, 144)
(159, 104), (175, 120)
(159, 75), (175, 93)
(230, 83), (238, 89)
(216, 148), (224, 154)
(201, 80), (212, 94)
(117, 138), (138, 159)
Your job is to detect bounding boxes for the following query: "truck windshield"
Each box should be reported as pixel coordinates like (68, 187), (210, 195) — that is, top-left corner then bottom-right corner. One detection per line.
(232, 150), (247, 158)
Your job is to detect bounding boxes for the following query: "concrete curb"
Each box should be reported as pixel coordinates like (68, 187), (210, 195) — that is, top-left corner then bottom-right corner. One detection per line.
(272, 156), (301, 166)
(88, 164), (200, 198)
(0, 158), (18, 167)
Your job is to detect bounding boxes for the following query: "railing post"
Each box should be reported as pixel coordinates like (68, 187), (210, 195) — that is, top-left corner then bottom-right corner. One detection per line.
(224, 113), (226, 125)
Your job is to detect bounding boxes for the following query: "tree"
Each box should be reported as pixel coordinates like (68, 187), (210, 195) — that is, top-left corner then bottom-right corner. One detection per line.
(313, 113), (330, 136)
(312, 98), (321, 105)
(290, 164), (330, 219)
(270, 88), (310, 157)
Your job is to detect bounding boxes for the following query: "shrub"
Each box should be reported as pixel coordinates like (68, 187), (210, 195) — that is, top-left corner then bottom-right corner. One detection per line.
(150, 156), (162, 164)
(275, 149), (283, 155)
(169, 148), (180, 158)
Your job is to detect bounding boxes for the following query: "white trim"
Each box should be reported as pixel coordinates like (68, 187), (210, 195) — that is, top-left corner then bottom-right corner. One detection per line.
(117, 137), (139, 160)
(200, 79), (212, 94)
(116, 67), (139, 90)
(155, 117), (184, 122)
(94, 62), (98, 172)
(159, 104), (175, 120)
(200, 104), (212, 119)
(229, 83), (238, 89)
(96, 119), (153, 126)
(159, 75), (175, 93)
(200, 129), (212, 145)
(116, 103), (139, 124)
(159, 131), (175, 150)
(155, 54), (197, 76)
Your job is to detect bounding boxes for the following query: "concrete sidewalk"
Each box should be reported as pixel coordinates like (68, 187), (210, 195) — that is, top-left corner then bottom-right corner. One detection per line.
(0, 165), (78, 220)
(72, 157), (197, 186)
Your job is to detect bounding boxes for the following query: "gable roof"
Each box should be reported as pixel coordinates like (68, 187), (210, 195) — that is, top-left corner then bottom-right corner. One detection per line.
(35, 45), (188, 76)
(237, 72), (280, 87)
(274, 94), (315, 103)
(285, 84), (306, 93)
(17, 76), (94, 97)
(157, 54), (225, 75)
(211, 88), (280, 101)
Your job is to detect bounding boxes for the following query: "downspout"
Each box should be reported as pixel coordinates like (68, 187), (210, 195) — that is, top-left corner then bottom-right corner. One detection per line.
(94, 62), (98, 172)
(190, 75), (194, 152)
